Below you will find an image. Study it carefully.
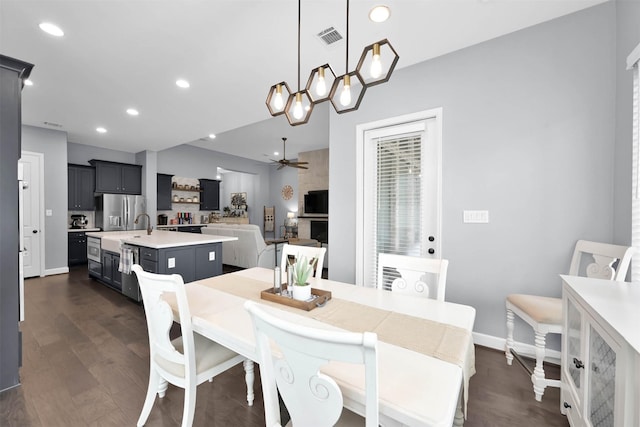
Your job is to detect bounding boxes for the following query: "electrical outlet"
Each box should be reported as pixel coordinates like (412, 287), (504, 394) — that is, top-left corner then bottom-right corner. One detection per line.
(209, 251), (215, 261)
(45, 209), (53, 216)
(168, 257), (175, 269)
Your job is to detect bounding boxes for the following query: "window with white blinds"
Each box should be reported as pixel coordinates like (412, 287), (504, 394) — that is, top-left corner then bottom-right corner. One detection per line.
(630, 49), (640, 281)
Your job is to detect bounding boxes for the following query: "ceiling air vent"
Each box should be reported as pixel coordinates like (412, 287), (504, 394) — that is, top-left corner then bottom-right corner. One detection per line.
(43, 121), (63, 128)
(317, 27), (343, 45)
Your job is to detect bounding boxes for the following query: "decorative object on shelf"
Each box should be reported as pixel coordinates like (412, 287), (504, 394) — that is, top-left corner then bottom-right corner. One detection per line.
(284, 212), (298, 238)
(193, 196), (198, 203)
(266, 0), (398, 124)
(289, 254), (316, 301)
(281, 184), (294, 200)
(230, 192), (247, 210)
(271, 137), (309, 170)
(264, 206), (276, 238)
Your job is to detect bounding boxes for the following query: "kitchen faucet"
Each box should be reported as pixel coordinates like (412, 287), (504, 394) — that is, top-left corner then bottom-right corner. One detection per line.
(134, 213), (152, 235)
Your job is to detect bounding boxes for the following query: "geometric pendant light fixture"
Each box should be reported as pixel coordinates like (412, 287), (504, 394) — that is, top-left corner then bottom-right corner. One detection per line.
(266, 0), (399, 125)
(329, 0), (366, 114)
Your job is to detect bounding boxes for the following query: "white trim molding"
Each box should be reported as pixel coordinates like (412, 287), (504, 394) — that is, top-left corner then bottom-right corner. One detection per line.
(627, 42), (640, 70)
(45, 267), (70, 276)
(473, 332), (561, 366)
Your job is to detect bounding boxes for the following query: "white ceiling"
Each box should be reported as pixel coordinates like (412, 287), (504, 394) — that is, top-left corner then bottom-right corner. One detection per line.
(1, 0), (606, 162)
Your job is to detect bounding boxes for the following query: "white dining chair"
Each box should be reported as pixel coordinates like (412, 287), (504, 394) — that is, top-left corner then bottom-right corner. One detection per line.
(244, 300), (379, 427)
(280, 243), (327, 278)
(505, 240), (634, 401)
(377, 253), (449, 302)
(132, 265), (245, 427)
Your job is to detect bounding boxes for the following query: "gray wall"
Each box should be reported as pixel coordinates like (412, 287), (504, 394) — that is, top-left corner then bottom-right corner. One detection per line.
(328, 2), (619, 346)
(22, 125), (69, 272)
(67, 141), (136, 166)
(613, 0), (640, 245)
(268, 165), (299, 236)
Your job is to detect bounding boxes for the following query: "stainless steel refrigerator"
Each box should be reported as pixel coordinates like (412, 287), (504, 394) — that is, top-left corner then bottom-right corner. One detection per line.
(95, 194), (146, 231)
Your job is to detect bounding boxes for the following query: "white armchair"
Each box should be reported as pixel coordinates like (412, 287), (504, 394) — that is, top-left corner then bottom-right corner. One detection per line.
(203, 224), (275, 269)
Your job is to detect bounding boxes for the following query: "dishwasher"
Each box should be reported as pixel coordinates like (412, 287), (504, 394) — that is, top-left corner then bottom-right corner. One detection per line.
(121, 244), (141, 302)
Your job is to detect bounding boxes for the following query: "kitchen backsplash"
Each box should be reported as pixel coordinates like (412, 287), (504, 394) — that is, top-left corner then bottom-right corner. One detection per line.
(68, 210), (95, 229)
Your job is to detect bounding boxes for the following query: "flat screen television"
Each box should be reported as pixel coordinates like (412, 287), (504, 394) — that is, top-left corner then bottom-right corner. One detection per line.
(304, 190), (328, 215)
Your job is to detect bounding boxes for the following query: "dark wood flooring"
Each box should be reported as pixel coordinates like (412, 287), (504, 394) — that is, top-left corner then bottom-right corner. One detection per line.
(0, 265), (568, 427)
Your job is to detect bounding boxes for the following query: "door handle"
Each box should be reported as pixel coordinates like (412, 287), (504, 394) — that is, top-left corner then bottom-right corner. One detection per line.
(32, 230), (38, 234)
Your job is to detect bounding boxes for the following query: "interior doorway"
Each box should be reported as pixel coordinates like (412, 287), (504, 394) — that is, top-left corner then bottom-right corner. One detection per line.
(19, 151), (45, 278)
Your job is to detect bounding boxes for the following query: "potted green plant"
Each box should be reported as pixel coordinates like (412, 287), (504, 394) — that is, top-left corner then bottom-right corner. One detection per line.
(290, 254), (316, 301)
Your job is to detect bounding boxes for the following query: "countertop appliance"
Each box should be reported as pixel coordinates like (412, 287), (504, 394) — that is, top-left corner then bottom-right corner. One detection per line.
(70, 214), (88, 229)
(95, 194), (146, 232)
(157, 214), (168, 225)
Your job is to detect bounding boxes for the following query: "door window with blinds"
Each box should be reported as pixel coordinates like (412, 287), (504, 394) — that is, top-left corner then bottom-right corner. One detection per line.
(356, 110), (442, 287)
(629, 43), (640, 281)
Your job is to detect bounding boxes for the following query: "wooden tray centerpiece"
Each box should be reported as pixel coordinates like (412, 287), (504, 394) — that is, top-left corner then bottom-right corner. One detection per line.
(260, 287), (332, 311)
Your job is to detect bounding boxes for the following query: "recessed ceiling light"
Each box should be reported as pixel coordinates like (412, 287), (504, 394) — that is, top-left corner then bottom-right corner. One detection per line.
(24, 79), (33, 86)
(369, 5), (390, 23)
(176, 79), (190, 88)
(126, 108), (139, 116)
(216, 175), (221, 179)
(96, 127), (107, 133)
(274, 151), (279, 156)
(39, 22), (64, 37)
(208, 134), (216, 139)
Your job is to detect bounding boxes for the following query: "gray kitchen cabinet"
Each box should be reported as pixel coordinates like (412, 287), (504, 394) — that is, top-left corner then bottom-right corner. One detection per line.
(68, 231), (88, 265)
(68, 164), (95, 210)
(90, 159), (142, 195)
(199, 178), (220, 210)
(101, 251), (121, 291)
(157, 173), (173, 210)
(0, 54), (34, 391)
(138, 243), (221, 283)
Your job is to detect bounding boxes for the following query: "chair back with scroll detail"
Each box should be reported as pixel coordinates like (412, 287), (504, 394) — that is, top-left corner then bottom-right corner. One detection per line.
(505, 240), (634, 402)
(133, 265), (244, 427)
(264, 206), (276, 238)
(377, 253), (449, 302)
(244, 300), (379, 427)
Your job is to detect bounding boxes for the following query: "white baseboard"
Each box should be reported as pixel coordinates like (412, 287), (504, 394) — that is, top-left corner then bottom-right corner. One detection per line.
(44, 267), (69, 276)
(473, 331), (561, 366)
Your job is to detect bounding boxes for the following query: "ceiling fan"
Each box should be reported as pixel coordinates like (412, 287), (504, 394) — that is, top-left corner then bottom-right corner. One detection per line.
(271, 137), (309, 170)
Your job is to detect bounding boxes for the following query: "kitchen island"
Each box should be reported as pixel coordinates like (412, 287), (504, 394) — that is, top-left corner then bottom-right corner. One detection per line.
(86, 230), (237, 301)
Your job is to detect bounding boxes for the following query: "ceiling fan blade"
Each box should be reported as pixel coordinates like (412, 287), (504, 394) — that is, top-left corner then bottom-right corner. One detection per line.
(277, 164), (286, 170)
(291, 164), (308, 169)
(288, 161), (308, 166)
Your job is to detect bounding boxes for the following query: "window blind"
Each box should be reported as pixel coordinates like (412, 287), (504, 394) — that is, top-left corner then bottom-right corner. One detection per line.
(369, 133), (424, 288)
(631, 60), (640, 281)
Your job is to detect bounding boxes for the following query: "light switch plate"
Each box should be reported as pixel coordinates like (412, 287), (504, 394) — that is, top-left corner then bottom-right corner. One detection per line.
(45, 209), (53, 216)
(209, 251), (215, 261)
(463, 210), (489, 223)
(168, 257), (175, 268)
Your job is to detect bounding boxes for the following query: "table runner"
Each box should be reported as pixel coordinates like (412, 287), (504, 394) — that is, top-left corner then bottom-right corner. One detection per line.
(195, 273), (475, 416)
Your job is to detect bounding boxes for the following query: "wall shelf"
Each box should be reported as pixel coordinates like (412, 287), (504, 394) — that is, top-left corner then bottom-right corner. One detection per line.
(172, 201), (201, 205)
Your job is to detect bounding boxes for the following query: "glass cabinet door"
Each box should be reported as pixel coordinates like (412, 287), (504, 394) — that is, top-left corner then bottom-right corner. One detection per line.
(566, 298), (583, 392)
(588, 325), (616, 427)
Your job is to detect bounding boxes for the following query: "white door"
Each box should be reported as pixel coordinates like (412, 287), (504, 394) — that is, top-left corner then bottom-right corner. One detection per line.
(20, 151), (44, 278)
(356, 109), (442, 287)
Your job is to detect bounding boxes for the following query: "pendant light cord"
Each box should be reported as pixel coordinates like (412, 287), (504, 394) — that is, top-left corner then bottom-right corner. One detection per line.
(297, 0), (301, 91)
(345, 0), (349, 73)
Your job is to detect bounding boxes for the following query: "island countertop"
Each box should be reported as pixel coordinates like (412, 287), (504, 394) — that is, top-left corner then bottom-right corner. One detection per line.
(86, 229), (237, 251)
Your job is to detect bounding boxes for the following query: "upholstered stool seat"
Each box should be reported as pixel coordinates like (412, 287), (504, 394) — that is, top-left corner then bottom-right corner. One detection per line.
(506, 294), (562, 325)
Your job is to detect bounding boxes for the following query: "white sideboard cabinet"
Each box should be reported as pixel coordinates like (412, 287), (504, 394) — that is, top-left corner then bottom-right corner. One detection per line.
(561, 275), (640, 427)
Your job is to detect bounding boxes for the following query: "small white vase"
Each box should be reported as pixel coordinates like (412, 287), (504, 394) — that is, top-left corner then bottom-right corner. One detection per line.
(292, 284), (312, 301)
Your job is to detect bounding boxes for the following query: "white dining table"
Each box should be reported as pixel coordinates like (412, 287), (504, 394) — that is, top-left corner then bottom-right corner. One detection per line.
(177, 267), (476, 427)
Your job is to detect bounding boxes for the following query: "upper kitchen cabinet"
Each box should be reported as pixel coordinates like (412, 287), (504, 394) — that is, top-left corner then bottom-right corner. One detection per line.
(157, 173), (173, 210)
(68, 164), (95, 210)
(199, 178), (220, 210)
(90, 159), (142, 195)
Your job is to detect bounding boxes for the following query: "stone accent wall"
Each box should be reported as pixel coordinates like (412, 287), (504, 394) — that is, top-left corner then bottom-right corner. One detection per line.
(297, 148), (329, 239)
